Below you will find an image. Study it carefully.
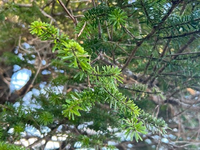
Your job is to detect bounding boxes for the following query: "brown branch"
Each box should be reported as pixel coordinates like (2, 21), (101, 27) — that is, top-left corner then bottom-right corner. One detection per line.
(160, 39), (171, 57)
(172, 36), (195, 59)
(159, 17), (200, 31)
(121, 2), (179, 71)
(121, 25), (136, 40)
(161, 30), (200, 39)
(166, 51), (200, 56)
(121, 41), (143, 71)
(57, 0), (77, 25)
(149, 36), (195, 85)
(180, 1), (187, 15)
(22, 48), (43, 96)
(77, 22), (86, 37)
(27, 125), (59, 149)
(119, 86), (161, 95)
(143, 39), (171, 83)
(165, 98), (200, 112)
(159, 73), (200, 79)
(16, 3), (32, 7)
(16, 3), (56, 22)
(41, 0), (54, 9)
(140, 0), (152, 25)
(106, 21), (111, 40)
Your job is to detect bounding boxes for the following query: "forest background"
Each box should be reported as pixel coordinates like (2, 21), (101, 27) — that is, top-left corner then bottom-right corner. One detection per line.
(1, 0), (200, 149)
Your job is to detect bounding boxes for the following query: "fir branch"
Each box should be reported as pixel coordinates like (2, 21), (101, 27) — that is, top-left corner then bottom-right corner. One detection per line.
(119, 86), (161, 95)
(159, 17), (200, 31)
(161, 30), (200, 39)
(121, 2), (180, 71)
(148, 36), (196, 84)
(159, 73), (200, 79)
(140, 0), (152, 25)
(92, 73), (115, 77)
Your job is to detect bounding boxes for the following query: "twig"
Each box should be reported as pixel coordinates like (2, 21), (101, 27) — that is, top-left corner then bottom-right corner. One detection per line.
(122, 25), (136, 40)
(16, 3), (56, 22)
(119, 86), (161, 95)
(78, 21), (86, 37)
(121, 2), (180, 71)
(166, 51), (200, 56)
(18, 36), (31, 53)
(161, 30), (200, 39)
(39, 8), (56, 22)
(106, 21), (111, 40)
(149, 36), (195, 84)
(23, 48), (43, 95)
(57, 0), (77, 25)
(91, 0), (101, 39)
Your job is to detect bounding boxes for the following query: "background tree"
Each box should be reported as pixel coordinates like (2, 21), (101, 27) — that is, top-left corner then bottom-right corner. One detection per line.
(0, 0), (200, 149)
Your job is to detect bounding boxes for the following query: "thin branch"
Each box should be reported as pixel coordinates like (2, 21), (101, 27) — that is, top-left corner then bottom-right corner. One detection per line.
(144, 39), (171, 83)
(180, 1), (187, 15)
(149, 36), (195, 84)
(161, 30), (200, 39)
(166, 51), (200, 56)
(16, 3), (56, 22)
(91, 0), (101, 39)
(16, 3), (32, 7)
(139, 38), (159, 80)
(130, 52), (200, 62)
(159, 17), (200, 31)
(121, 2), (179, 71)
(78, 21), (86, 37)
(122, 25), (136, 40)
(41, 0), (54, 9)
(172, 36), (195, 59)
(159, 73), (200, 79)
(165, 98), (200, 112)
(119, 86), (161, 95)
(160, 39), (171, 57)
(140, 0), (152, 25)
(106, 21), (111, 40)
(23, 48), (43, 96)
(39, 8), (56, 22)
(57, 0), (77, 25)
(121, 41), (143, 71)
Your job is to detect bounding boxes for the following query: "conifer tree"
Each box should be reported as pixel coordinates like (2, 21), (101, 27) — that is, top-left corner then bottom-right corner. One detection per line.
(0, 0), (200, 149)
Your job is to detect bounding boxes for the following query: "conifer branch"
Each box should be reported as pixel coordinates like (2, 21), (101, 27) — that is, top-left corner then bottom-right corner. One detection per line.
(149, 36), (196, 84)
(121, 2), (180, 71)
(161, 30), (200, 39)
(159, 18), (200, 30)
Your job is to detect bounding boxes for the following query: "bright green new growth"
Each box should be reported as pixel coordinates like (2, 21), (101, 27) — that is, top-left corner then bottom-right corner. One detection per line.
(30, 21), (167, 142)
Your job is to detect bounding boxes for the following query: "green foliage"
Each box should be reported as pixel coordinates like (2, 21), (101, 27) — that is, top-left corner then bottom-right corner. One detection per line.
(30, 21), (58, 40)
(2, 52), (34, 70)
(84, 5), (115, 28)
(3, 0), (200, 149)
(29, 21), (167, 142)
(2, 52), (23, 65)
(159, 8), (200, 38)
(0, 142), (27, 150)
(140, 112), (167, 134)
(14, 122), (25, 134)
(123, 118), (147, 142)
(108, 8), (128, 29)
(76, 5), (127, 39)
(38, 111), (54, 125)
